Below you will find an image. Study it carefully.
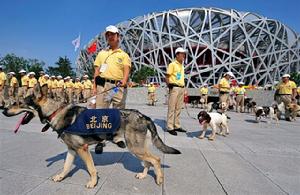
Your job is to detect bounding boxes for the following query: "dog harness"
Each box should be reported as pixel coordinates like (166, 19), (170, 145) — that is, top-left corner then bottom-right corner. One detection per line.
(63, 109), (121, 135)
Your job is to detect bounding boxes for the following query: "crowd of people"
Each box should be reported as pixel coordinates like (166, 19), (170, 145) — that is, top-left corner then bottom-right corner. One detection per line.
(0, 67), (93, 107)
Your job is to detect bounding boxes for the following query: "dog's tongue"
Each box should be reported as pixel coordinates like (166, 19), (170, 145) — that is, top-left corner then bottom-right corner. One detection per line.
(14, 112), (28, 133)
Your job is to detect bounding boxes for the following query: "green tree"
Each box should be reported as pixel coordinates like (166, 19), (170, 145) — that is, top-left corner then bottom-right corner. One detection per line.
(131, 66), (157, 84)
(0, 53), (27, 72)
(47, 56), (75, 78)
(0, 54), (45, 80)
(290, 72), (300, 85)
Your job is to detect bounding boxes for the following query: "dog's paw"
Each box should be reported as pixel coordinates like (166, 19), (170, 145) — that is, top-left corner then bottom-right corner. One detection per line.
(156, 176), (164, 185)
(208, 137), (215, 141)
(198, 136), (205, 139)
(85, 180), (97, 189)
(135, 173), (147, 179)
(52, 174), (64, 182)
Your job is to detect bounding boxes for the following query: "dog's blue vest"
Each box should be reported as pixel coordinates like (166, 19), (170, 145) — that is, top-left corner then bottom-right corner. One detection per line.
(64, 109), (121, 135)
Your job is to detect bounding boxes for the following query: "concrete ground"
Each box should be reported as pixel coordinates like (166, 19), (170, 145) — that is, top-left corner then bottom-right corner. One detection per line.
(0, 102), (299, 195)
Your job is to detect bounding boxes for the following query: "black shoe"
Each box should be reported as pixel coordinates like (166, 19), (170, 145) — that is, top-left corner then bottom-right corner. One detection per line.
(174, 128), (187, 133)
(167, 130), (177, 136)
(95, 143), (105, 154)
(116, 141), (126, 148)
(285, 118), (292, 122)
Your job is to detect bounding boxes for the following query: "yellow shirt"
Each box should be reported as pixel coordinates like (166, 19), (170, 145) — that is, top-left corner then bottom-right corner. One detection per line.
(65, 81), (74, 88)
(21, 75), (29, 86)
(51, 80), (58, 88)
(297, 87), (300, 94)
(276, 80), (297, 95)
(234, 86), (246, 95)
(83, 79), (92, 89)
(57, 80), (64, 88)
(74, 82), (83, 89)
(38, 76), (47, 86)
(148, 86), (156, 93)
(94, 48), (131, 80)
(219, 78), (230, 92)
(46, 79), (51, 88)
(28, 78), (37, 88)
(167, 60), (185, 87)
(200, 87), (208, 95)
(0, 72), (7, 86)
(10, 77), (18, 87)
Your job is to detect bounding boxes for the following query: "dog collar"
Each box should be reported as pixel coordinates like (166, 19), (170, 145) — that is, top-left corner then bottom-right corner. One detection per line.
(48, 107), (65, 122)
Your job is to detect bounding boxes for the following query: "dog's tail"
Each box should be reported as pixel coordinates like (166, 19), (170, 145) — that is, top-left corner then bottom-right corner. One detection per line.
(145, 116), (181, 154)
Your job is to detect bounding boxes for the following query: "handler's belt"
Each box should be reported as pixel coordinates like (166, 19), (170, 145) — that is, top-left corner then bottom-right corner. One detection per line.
(219, 91), (229, 94)
(64, 109), (121, 135)
(168, 83), (184, 88)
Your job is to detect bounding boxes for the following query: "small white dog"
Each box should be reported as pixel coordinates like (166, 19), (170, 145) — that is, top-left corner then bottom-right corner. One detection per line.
(197, 111), (230, 141)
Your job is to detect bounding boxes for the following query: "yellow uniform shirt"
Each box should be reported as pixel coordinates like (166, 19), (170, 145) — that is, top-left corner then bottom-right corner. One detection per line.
(21, 75), (29, 86)
(74, 82), (83, 89)
(297, 87), (300, 95)
(148, 86), (156, 93)
(234, 86), (246, 95)
(28, 78), (37, 88)
(167, 60), (185, 87)
(38, 76), (47, 86)
(46, 80), (52, 88)
(83, 79), (92, 89)
(94, 48), (131, 80)
(10, 77), (18, 87)
(51, 80), (58, 89)
(219, 78), (230, 92)
(200, 87), (208, 95)
(57, 80), (64, 88)
(65, 81), (74, 88)
(0, 72), (7, 86)
(276, 81), (297, 95)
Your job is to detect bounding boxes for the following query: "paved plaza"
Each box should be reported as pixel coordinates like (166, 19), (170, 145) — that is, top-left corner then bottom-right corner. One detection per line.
(1, 102), (300, 195)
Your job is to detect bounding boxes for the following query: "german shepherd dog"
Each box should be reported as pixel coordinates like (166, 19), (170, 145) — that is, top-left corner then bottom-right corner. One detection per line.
(2, 84), (180, 188)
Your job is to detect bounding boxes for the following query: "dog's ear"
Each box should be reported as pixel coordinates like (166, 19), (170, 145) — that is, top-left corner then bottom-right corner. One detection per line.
(206, 113), (211, 123)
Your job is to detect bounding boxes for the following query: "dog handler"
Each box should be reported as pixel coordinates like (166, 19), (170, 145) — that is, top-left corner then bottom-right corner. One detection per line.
(200, 83), (208, 108)
(93, 25), (131, 152)
(165, 47), (187, 136)
(275, 74), (297, 121)
(234, 81), (246, 113)
(0, 66), (7, 107)
(218, 72), (234, 110)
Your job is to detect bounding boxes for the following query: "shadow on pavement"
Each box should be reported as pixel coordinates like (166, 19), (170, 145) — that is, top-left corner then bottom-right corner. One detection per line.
(153, 119), (166, 130)
(45, 151), (170, 181)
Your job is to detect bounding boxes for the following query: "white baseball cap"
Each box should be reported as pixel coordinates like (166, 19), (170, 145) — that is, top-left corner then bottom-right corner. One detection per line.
(105, 25), (119, 34)
(282, 74), (290, 78)
(0, 65), (3, 69)
(225, 72), (234, 78)
(51, 75), (56, 78)
(39, 71), (45, 74)
(44, 74), (49, 78)
(203, 83), (208, 86)
(239, 81), (245, 85)
(9, 71), (15, 75)
(19, 69), (26, 73)
(175, 47), (187, 54)
(57, 75), (62, 79)
(83, 74), (89, 78)
(29, 72), (35, 75)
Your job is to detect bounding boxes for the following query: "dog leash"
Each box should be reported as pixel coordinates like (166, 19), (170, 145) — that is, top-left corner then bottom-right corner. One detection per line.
(184, 102), (198, 120)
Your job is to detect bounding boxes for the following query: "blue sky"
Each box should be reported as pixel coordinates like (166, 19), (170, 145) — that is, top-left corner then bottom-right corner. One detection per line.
(0, 0), (299, 69)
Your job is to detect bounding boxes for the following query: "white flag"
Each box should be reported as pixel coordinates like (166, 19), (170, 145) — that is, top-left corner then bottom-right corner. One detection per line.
(72, 34), (81, 52)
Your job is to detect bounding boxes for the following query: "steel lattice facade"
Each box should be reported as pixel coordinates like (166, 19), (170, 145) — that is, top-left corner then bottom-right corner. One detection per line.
(76, 7), (300, 87)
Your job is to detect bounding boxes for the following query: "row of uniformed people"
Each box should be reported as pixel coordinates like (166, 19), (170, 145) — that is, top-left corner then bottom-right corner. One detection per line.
(0, 68), (94, 106)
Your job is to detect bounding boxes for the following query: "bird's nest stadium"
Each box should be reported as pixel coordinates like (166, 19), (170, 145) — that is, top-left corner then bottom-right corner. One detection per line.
(76, 7), (300, 87)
